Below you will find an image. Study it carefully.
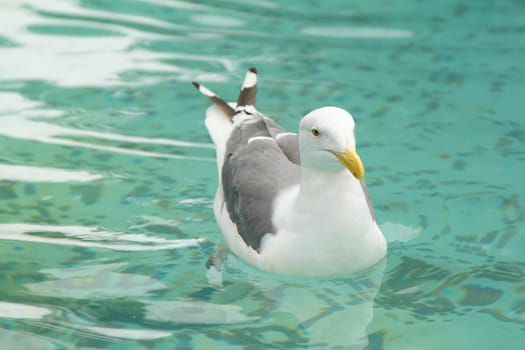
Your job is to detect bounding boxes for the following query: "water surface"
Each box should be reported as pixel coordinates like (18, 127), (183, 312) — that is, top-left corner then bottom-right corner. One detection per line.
(0, 0), (524, 349)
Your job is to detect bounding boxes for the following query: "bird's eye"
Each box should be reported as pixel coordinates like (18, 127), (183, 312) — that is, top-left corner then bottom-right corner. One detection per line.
(311, 128), (320, 137)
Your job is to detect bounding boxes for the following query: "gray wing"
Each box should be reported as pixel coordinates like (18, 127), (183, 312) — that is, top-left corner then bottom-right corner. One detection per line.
(275, 132), (300, 164)
(222, 116), (300, 252)
(194, 68), (302, 252)
(260, 117), (301, 165)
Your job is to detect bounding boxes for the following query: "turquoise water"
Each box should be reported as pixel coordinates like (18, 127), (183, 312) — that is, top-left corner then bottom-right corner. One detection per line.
(1, 0), (524, 348)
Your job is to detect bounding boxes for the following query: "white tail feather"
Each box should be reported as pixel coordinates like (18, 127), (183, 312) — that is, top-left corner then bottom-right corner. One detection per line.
(205, 103), (235, 178)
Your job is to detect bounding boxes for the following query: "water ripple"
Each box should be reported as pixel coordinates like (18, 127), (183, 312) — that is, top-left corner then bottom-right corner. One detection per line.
(0, 164), (102, 182)
(0, 328), (57, 350)
(0, 301), (52, 320)
(0, 92), (214, 161)
(301, 26), (415, 39)
(144, 300), (259, 324)
(0, 0), (237, 86)
(0, 223), (203, 251)
(85, 325), (172, 340)
(24, 262), (166, 298)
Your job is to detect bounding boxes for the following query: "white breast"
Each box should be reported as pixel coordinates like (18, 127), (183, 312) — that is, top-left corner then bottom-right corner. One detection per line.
(260, 169), (386, 276)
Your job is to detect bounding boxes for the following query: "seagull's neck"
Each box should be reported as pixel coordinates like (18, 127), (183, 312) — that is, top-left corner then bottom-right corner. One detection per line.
(297, 166), (358, 204)
(281, 165), (373, 232)
(267, 165), (386, 275)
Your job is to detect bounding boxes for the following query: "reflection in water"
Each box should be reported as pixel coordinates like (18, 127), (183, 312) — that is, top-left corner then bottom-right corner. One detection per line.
(144, 300), (259, 324)
(0, 301), (51, 319)
(24, 262), (166, 298)
(301, 26), (415, 39)
(85, 325), (171, 340)
(0, 328), (57, 350)
(0, 223), (203, 251)
(0, 92), (213, 161)
(0, 164), (102, 182)
(166, 260), (386, 349)
(134, 0), (214, 12)
(381, 221), (422, 243)
(15, 260), (383, 348)
(0, 0), (235, 87)
(273, 260), (386, 349)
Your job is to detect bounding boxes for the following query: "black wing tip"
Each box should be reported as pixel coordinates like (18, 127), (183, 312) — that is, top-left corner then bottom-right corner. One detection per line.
(249, 67), (257, 74)
(192, 81), (200, 89)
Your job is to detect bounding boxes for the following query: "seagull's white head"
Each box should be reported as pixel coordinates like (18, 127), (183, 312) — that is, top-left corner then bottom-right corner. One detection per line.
(298, 106), (364, 179)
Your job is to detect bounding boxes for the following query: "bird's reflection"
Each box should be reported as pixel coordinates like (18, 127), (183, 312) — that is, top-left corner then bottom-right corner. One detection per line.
(172, 258), (387, 349)
(260, 259), (386, 349)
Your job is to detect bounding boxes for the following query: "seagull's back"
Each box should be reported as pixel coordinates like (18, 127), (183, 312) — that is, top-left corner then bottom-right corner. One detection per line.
(195, 68), (301, 255)
(222, 112), (300, 252)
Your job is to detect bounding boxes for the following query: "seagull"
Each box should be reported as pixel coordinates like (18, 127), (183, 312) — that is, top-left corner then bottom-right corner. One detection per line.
(193, 68), (386, 276)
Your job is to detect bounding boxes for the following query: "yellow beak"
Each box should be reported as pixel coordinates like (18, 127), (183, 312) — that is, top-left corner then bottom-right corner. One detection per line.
(335, 147), (365, 180)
